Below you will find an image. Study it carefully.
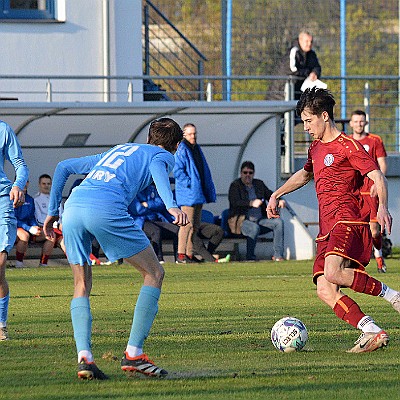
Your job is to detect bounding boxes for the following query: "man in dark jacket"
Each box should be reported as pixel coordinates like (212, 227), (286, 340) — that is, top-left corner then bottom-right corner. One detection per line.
(289, 31), (321, 100)
(228, 161), (285, 261)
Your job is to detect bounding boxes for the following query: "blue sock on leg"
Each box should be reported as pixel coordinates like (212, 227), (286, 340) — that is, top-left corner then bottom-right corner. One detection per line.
(0, 293), (10, 327)
(70, 297), (92, 355)
(128, 286), (161, 348)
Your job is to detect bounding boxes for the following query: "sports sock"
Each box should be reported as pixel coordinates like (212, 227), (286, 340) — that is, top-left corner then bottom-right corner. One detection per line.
(177, 253), (185, 261)
(372, 234), (382, 251)
(40, 254), (50, 265)
(0, 293), (10, 327)
(350, 269), (382, 296)
(128, 286), (160, 348)
(357, 315), (382, 333)
(78, 350), (94, 363)
(125, 345), (143, 358)
(333, 295), (365, 328)
(374, 247), (383, 258)
(16, 251), (25, 262)
(70, 297), (92, 355)
(379, 283), (398, 302)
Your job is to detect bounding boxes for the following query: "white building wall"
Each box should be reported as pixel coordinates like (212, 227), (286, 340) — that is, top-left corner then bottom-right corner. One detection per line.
(0, 0), (142, 102)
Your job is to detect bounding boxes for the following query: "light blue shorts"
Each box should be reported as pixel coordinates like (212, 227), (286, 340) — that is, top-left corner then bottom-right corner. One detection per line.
(0, 195), (17, 254)
(62, 200), (150, 265)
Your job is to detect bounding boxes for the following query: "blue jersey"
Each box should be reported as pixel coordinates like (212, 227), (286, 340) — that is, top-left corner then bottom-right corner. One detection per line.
(49, 143), (177, 216)
(0, 121), (29, 196)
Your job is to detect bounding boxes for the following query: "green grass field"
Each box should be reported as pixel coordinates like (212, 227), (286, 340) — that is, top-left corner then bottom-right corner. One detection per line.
(2, 255), (400, 400)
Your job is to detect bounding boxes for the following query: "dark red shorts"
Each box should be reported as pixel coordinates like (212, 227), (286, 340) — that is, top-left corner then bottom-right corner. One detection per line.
(313, 223), (372, 284)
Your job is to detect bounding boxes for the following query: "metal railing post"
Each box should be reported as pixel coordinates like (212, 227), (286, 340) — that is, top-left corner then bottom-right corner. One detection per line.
(46, 79), (52, 102)
(206, 82), (213, 102)
(282, 78), (294, 174)
(198, 60), (204, 100)
(144, 4), (150, 75)
(127, 81), (133, 102)
(364, 81), (370, 132)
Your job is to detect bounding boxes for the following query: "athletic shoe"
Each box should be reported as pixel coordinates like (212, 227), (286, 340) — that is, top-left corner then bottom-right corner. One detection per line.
(15, 260), (25, 268)
(121, 352), (168, 377)
(38, 263), (47, 267)
(217, 254), (231, 263)
(390, 292), (400, 313)
(0, 327), (8, 341)
(272, 256), (284, 262)
(77, 358), (108, 380)
(376, 257), (387, 273)
(175, 257), (186, 264)
(185, 255), (203, 263)
(347, 330), (389, 353)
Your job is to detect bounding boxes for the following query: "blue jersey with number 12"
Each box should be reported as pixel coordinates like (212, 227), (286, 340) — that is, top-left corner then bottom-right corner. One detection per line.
(48, 143), (177, 216)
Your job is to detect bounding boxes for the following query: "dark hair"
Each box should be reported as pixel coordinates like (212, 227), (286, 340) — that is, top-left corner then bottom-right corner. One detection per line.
(39, 174), (51, 181)
(351, 109), (367, 118)
(147, 118), (183, 153)
(241, 161), (255, 171)
(296, 87), (336, 120)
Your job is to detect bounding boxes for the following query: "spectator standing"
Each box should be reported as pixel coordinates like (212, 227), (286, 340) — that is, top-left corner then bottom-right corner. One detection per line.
(228, 161), (285, 261)
(43, 117), (188, 380)
(349, 110), (388, 273)
(0, 120), (29, 341)
(14, 181), (43, 268)
(34, 174), (66, 266)
(174, 123), (229, 264)
(267, 87), (398, 353)
(289, 31), (322, 100)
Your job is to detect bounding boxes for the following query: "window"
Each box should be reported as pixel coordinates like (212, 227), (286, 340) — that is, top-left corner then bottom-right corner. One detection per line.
(0, 0), (56, 20)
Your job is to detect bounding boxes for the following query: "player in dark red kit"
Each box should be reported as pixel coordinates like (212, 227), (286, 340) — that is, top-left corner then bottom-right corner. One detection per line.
(267, 87), (398, 353)
(349, 110), (388, 273)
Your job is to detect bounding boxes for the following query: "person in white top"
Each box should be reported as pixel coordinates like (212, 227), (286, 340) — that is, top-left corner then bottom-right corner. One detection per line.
(33, 174), (65, 266)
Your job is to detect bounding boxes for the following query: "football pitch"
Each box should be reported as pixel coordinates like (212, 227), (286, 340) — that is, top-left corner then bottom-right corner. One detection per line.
(2, 256), (400, 400)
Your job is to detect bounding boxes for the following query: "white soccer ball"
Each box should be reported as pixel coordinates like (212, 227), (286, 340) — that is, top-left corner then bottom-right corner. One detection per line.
(270, 317), (308, 353)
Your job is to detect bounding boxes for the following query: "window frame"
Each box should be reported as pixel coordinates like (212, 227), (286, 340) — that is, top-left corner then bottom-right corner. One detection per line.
(0, 0), (55, 21)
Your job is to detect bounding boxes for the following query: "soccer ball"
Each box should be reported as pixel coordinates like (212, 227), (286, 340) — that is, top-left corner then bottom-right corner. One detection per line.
(270, 317), (308, 353)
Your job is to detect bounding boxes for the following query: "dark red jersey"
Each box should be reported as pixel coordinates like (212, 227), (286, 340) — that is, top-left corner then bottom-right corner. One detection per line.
(349, 132), (387, 193)
(303, 133), (379, 239)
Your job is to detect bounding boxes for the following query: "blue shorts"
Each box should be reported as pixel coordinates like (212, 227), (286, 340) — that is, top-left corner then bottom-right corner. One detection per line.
(0, 195), (17, 254)
(62, 200), (150, 265)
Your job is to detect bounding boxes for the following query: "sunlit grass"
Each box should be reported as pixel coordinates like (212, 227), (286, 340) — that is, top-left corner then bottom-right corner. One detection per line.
(2, 255), (400, 399)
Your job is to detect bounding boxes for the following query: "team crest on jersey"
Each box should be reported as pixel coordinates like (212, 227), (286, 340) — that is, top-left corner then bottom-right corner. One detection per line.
(324, 153), (334, 166)
(363, 144), (370, 152)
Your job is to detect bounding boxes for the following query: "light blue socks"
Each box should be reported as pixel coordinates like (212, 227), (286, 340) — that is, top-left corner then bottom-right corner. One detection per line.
(128, 286), (161, 348)
(70, 297), (92, 353)
(0, 293), (9, 327)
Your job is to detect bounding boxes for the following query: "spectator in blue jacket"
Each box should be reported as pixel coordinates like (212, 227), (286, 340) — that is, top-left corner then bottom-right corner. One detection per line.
(128, 183), (179, 263)
(14, 181), (44, 268)
(174, 123), (229, 264)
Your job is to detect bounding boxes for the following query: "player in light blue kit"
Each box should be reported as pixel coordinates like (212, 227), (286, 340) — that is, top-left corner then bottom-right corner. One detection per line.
(43, 118), (187, 380)
(0, 121), (29, 341)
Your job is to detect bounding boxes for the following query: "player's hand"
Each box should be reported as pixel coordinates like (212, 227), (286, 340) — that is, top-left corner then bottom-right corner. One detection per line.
(370, 184), (378, 198)
(377, 205), (392, 235)
(278, 199), (286, 209)
(267, 196), (280, 218)
(251, 199), (263, 208)
(43, 215), (59, 239)
(9, 186), (25, 208)
(168, 207), (189, 226)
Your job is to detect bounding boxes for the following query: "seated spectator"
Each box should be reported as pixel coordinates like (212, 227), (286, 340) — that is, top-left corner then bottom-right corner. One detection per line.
(128, 183), (179, 263)
(34, 174), (66, 266)
(129, 184), (230, 263)
(196, 220), (230, 262)
(13, 181), (43, 268)
(228, 161), (285, 261)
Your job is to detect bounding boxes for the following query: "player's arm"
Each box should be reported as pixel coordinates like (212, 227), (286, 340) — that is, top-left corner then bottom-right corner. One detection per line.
(367, 169), (392, 234)
(267, 169), (313, 218)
